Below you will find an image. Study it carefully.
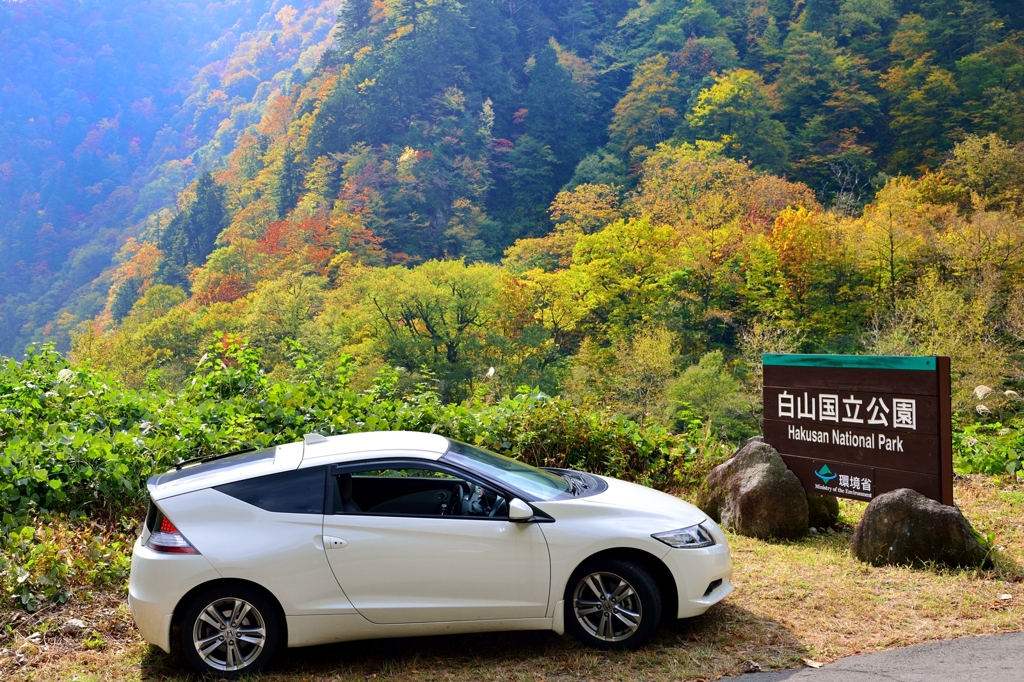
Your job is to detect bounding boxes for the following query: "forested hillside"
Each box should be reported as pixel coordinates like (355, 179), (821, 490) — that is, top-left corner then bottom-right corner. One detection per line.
(0, 0), (338, 353)
(4, 0), (1024, 441)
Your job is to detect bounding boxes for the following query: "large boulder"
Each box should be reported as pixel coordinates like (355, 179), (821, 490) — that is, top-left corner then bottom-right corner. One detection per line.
(808, 492), (840, 530)
(851, 488), (990, 568)
(697, 437), (809, 540)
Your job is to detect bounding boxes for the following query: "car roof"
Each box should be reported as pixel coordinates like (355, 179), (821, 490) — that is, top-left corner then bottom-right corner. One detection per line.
(148, 431), (451, 501)
(300, 431), (450, 464)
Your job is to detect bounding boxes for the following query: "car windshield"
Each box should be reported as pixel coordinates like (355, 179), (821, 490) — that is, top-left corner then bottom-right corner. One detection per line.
(443, 440), (570, 501)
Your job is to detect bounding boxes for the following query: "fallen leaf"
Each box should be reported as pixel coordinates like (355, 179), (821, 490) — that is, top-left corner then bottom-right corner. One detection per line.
(803, 659), (824, 668)
(742, 660), (762, 673)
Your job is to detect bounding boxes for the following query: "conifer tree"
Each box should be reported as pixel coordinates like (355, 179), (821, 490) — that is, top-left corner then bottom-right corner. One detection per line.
(157, 172), (229, 290)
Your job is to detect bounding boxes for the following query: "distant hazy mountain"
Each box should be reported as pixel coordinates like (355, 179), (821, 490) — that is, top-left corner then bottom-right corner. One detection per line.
(0, 0), (337, 353)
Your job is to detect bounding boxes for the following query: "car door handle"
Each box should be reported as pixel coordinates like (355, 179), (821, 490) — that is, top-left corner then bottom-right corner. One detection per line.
(324, 535), (348, 549)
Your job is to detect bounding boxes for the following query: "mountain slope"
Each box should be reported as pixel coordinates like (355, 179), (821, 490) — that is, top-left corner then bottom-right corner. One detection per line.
(5, 0), (1024, 358)
(0, 0), (338, 353)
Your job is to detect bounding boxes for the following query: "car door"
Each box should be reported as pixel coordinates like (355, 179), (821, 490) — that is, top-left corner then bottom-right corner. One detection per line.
(321, 459), (551, 624)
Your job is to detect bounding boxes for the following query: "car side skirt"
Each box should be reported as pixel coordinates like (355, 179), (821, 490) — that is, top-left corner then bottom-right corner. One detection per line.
(286, 613), (557, 647)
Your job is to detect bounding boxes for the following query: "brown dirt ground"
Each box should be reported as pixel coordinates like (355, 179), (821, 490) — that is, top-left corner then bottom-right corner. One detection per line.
(3, 475), (1022, 681)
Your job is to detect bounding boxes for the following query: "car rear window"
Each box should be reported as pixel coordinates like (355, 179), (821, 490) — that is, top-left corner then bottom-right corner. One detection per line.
(215, 466), (327, 514)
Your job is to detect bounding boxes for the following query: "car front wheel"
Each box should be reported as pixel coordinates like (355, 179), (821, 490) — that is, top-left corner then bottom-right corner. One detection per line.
(179, 583), (281, 678)
(564, 558), (662, 650)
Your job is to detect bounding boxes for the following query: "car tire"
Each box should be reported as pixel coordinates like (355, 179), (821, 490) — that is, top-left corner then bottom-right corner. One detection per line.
(564, 558), (662, 650)
(179, 583), (281, 678)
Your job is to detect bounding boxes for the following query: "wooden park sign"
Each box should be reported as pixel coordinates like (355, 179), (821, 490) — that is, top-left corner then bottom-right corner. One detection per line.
(762, 354), (953, 506)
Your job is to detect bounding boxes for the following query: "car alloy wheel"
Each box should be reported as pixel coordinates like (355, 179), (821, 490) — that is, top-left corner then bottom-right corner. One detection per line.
(565, 558), (661, 650)
(180, 584), (280, 678)
(573, 571), (642, 641)
(192, 597), (267, 671)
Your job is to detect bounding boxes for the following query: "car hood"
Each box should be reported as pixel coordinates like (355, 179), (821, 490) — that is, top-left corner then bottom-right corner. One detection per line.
(584, 474), (708, 526)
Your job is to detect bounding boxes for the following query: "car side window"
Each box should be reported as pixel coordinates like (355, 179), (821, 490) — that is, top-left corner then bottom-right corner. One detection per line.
(332, 464), (507, 519)
(215, 466), (326, 514)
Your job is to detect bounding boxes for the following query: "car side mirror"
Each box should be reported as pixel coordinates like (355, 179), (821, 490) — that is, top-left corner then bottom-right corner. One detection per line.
(508, 498), (534, 522)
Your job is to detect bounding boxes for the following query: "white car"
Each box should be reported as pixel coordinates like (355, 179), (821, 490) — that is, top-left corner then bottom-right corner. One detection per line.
(129, 431), (733, 677)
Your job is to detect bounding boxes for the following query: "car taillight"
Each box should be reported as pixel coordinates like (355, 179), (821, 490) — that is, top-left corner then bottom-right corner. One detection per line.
(145, 508), (199, 554)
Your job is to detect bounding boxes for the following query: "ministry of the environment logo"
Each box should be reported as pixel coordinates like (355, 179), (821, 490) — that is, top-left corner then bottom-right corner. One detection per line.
(815, 463), (838, 484)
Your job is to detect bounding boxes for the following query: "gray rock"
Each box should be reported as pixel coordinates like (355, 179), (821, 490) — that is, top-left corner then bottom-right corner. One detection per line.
(807, 492), (839, 529)
(61, 618), (86, 635)
(697, 437), (809, 540)
(851, 488), (991, 568)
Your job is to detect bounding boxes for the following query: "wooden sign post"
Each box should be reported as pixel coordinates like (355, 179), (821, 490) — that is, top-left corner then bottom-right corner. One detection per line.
(762, 354), (953, 506)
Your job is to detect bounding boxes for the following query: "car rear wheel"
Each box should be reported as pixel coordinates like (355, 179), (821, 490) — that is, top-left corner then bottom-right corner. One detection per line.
(564, 558), (661, 650)
(179, 584), (280, 678)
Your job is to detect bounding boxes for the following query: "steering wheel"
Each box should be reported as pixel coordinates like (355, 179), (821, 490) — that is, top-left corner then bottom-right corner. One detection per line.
(488, 494), (506, 517)
(466, 484), (487, 515)
(449, 483), (467, 515)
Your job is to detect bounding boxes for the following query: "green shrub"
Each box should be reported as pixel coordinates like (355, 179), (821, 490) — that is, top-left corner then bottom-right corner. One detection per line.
(1, 516), (133, 611)
(953, 421), (1024, 476)
(1, 341), (734, 521)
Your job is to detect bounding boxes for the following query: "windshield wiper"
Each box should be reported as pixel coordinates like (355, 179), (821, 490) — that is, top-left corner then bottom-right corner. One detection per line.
(561, 473), (588, 496)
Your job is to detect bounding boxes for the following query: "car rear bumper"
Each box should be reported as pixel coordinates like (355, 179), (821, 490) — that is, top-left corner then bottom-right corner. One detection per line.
(128, 538), (221, 652)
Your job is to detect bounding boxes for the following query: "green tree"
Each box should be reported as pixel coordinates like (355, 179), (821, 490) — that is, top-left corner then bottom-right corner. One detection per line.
(881, 15), (962, 172)
(667, 350), (754, 439)
(157, 172), (230, 290)
(270, 145), (303, 219)
(800, 0), (840, 34)
(522, 42), (594, 183)
(492, 135), (559, 239)
(110, 278), (143, 323)
(686, 69), (790, 172)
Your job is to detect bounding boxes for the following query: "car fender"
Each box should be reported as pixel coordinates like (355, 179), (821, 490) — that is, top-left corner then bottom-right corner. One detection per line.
(532, 498), (678, 617)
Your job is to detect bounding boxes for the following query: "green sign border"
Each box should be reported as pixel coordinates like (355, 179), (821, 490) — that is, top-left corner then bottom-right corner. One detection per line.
(762, 354), (936, 371)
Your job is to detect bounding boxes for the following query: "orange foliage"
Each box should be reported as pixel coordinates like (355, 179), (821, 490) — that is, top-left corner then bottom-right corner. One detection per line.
(259, 93), (296, 137)
(347, 227), (387, 266)
(257, 217), (336, 274)
(113, 238), (162, 289)
(192, 271), (248, 306)
(768, 207), (833, 297)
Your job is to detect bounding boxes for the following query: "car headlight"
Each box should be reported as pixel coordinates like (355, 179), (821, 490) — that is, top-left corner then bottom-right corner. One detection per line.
(652, 523), (716, 548)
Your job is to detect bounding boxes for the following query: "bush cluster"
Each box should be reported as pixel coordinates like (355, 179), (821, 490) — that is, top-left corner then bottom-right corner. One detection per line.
(5, 340), (1019, 611)
(1, 343), (730, 518)
(1, 342), (731, 609)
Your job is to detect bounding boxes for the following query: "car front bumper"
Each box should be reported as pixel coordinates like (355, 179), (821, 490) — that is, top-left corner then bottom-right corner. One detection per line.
(662, 522), (734, 618)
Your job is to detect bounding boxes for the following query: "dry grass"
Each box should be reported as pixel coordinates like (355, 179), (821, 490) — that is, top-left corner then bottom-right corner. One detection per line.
(4, 475), (1023, 682)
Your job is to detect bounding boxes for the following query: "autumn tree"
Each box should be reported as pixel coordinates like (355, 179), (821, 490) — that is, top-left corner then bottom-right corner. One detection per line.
(608, 55), (683, 154)
(685, 69), (790, 172)
(366, 259), (502, 400)
(854, 176), (935, 309)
